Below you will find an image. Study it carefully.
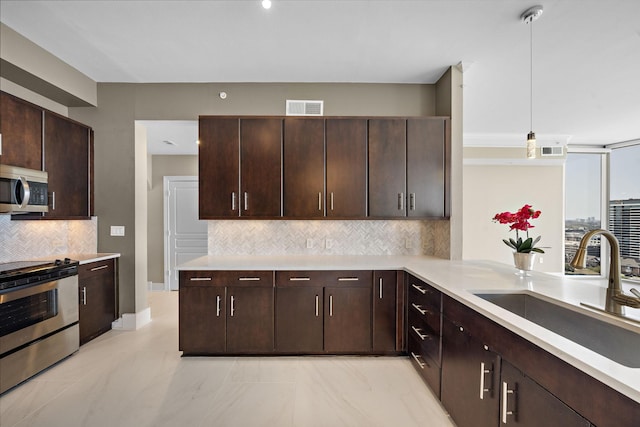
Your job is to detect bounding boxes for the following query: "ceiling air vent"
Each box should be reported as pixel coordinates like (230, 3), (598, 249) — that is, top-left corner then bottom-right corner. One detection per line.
(540, 146), (564, 156)
(286, 100), (324, 116)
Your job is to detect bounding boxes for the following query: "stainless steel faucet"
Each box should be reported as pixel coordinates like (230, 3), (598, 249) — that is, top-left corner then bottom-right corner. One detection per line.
(570, 229), (640, 315)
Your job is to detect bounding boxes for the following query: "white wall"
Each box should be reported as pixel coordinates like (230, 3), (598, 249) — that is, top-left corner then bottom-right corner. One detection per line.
(462, 149), (565, 273)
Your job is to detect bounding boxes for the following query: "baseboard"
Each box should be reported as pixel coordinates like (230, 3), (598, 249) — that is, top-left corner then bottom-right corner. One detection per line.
(149, 281), (166, 291)
(111, 306), (152, 331)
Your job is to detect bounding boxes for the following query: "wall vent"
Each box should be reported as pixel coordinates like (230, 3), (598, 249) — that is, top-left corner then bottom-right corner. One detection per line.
(540, 146), (564, 156)
(286, 100), (324, 116)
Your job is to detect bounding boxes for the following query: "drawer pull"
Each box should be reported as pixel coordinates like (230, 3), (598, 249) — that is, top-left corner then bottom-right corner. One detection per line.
(289, 277), (310, 281)
(379, 278), (383, 299)
(411, 326), (428, 341)
(315, 295), (319, 317)
(410, 352), (425, 369)
(216, 295), (221, 317)
(411, 284), (426, 294)
(329, 295), (333, 316)
(90, 265), (109, 272)
(338, 277), (359, 281)
(411, 303), (427, 315)
(190, 277), (212, 281)
(239, 277), (260, 281)
(502, 381), (516, 424)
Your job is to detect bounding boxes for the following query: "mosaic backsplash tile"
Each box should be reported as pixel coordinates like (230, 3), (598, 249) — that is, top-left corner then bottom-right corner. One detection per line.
(208, 219), (450, 258)
(0, 215), (98, 263)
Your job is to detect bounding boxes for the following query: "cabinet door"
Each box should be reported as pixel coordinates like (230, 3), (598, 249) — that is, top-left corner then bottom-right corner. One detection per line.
(226, 286), (274, 353)
(324, 286), (372, 353)
(368, 119), (407, 217)
(44, 112), (90, 218)
(407, 118), (446, 218)
(240, 118), (282, 217)
(325, 118), (367, 218)
(275, 286), (323, 352)
(199, 117), (239, 218)
(441, 319), (500, 427)
(0, 92), (42, 170)
(283, 118), (325, 217)
(78, 274), (109, 345)
(500, 360), (590, 427)
(373, 270), (397, 352)
(179, 280), (226, 354)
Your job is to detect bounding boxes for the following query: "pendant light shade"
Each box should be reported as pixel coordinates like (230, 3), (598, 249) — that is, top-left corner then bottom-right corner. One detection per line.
(522, 5), (543, 159)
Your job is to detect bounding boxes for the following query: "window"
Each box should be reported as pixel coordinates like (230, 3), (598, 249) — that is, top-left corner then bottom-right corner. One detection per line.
(565, 142), (640, 283)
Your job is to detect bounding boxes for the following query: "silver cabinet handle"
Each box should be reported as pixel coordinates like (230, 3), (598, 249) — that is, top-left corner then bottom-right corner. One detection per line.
(329, 295), (333, 316)
(216, 295), (221, 317)
(411, 303), (427, 315)
(81, 286), (87, 305)
(315, 295), (319, 317)
(51, 190), (56, 211)
(330, 192), (334, 211)
(410, 193), (416, 210)
(480, 362), (491, 400)
(90, 265), (109, 272)
(239, 277), (260, 281)
(230, 295), (235, 317)
(338, 277), (359, 281)
(243, 192), (248, 211)
(411, 326), (428, 341)
(502, 381), (515, 424)
(190, 277), (212, 281)
(410, 352), (425, 369)
(318, 192), (322, 211)
(289, 277), (310, 281)
(398, 192), (404, 210)
(231, 192), (236, 211)
(411, 284), (426, 294)
(379, 278), (383, 299)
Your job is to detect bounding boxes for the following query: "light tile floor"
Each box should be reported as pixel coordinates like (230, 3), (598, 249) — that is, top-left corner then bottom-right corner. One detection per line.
(0, 292), (455, 427)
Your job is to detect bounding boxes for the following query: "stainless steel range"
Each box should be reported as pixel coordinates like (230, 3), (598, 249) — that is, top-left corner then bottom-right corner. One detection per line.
(0, 258), (79, 394)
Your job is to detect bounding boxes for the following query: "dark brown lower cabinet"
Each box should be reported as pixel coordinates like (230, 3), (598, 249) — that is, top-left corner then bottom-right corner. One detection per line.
(372, 270), (398, 352)
(441, 319), (501, 427)
(78, 259), (117, 345)
(275, 286), (323, 353)
(500, 360), (589, 427)
(324, 285), (371, 353)
(179, 270), (274, 355)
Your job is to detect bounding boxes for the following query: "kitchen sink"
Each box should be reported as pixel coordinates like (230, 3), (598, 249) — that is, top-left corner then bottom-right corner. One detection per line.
(474, 292), (640, 368)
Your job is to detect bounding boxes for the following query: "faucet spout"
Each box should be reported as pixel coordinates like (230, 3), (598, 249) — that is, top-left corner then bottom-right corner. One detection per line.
(570, 229), (624, 315)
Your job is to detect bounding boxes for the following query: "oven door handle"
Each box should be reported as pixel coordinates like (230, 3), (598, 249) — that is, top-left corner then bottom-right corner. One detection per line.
(0, 280), (59, 303)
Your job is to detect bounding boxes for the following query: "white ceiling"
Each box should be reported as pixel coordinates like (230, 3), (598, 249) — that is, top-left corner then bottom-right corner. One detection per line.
(2, 0), (640, 152)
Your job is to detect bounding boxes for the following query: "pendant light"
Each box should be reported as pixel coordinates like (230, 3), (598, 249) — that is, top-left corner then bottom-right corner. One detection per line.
(521, 5), (543, 159)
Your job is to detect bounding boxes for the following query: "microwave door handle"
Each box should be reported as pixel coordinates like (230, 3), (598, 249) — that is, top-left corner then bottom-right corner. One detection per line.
(16, 176), (30, 208)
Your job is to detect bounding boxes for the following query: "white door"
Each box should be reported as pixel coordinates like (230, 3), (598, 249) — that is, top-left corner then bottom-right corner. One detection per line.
(164, 176), (208, 290)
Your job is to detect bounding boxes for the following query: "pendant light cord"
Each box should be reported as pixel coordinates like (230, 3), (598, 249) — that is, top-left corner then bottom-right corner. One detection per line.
(530, 19), (533, 133)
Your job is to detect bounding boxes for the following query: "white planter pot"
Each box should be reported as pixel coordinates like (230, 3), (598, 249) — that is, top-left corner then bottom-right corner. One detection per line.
(513, 252), (536, 272)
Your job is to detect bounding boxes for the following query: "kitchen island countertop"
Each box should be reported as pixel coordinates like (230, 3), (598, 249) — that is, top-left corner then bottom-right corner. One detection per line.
(178, 254), (640, 403)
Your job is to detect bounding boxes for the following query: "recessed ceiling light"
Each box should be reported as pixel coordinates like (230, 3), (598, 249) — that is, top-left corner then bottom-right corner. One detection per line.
(163, 139), (177, 146)
(262, 0), (272, 10)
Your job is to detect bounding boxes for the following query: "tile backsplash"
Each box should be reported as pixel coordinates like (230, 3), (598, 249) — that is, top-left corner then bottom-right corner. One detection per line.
(0, 215), (98, 263)
(208, 219), (450, 258)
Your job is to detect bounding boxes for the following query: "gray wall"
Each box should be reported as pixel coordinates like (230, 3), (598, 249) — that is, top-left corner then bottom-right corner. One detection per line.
(70, 81), (446, 315)
(147, 155), (198, 284)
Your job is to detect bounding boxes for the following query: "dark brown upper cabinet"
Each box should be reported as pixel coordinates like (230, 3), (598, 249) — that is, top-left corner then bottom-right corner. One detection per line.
(0, 91), (43, 170)
(283, 117), (325, 218)
(325, 118), (367, 218)
(199, 116), (283, 219)
(42, 112), (91, 219)
(368, 118), (407, 218)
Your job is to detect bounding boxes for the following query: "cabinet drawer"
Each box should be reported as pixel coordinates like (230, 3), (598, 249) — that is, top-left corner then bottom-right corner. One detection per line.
(79, 259), (115, 278)
(408, 295), (441, 335)
(407, 275), (440, 312)
(180, 270), (273, 287)
(408, 333), (441, 398)
(276, 270), (372, 287)
(408, 309), (440, 364)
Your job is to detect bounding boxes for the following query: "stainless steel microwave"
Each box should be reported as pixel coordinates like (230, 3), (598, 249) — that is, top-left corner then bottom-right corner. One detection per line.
(0, 165), (48, 214)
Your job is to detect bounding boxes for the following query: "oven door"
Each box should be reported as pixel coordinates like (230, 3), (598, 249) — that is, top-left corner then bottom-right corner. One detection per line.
(0, 275), (79, 355)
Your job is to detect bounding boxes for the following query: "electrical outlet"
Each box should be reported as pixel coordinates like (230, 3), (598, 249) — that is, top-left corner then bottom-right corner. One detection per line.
(325, 239), (333, 249)
(306, 238), (313, 249)
(110, 226), (125, 237)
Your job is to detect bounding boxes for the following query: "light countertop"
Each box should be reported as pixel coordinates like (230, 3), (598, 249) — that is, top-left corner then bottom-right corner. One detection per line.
(178, 254), (640, 403)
